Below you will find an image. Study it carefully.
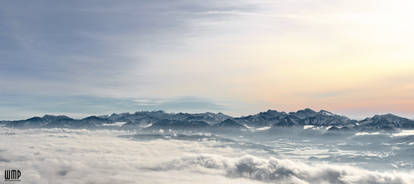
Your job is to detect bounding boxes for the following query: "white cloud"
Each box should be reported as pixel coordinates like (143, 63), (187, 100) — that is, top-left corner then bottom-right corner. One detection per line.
(0, 128), (413, 184)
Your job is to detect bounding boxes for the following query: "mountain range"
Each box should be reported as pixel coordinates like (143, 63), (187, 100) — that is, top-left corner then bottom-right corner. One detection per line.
(1, 109), (413, 132)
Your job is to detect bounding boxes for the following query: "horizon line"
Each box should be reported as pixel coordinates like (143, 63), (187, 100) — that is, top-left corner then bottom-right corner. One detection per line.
(2, 108), (413, 121)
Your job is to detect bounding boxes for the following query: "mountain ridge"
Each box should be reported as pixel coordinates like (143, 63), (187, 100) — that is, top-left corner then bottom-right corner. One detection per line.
(1, 109), (413, 131)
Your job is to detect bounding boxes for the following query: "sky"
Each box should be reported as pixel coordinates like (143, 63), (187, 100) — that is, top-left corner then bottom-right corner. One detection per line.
(1, 0), (414, 120)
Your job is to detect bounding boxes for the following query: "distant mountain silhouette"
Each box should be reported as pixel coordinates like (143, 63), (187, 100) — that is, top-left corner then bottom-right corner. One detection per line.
(1, 109), (413, 132)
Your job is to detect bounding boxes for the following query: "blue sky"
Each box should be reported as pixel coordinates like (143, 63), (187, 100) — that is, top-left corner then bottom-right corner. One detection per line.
(0, 0), (262, 119)
(1, 0), (414, 120)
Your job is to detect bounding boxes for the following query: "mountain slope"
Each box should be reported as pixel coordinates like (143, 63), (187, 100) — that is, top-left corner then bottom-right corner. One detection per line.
(356, 114), (414, 131)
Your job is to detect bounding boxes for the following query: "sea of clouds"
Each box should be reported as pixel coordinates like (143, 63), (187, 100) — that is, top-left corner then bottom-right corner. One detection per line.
(0, 127), (413, 184)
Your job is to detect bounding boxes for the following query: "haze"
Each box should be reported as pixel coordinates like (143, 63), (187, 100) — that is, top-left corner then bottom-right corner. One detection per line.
(1, 0), (414, 120)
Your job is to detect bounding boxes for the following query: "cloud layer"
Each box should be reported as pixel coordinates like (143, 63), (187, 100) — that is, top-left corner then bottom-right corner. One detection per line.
(0, 128), (413, 184)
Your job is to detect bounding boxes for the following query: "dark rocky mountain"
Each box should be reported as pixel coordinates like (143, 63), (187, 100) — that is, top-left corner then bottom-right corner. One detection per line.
(272, 116), (301, 127)
(356, 114), (414, 131)
(1, 109), (413, 132)
(233, 108), (355, 128)
(105, 111), (231, 128)
(3, 115), (74, 128)
(291, 108), (319, 119)
(177, 112), (230, 125)
(213, 119), (245, 128)
(234, 110), (288, 127)
(146, 119), (210, 130)
(0, 111), (229, 129)
(1, 115), (111, 128)
(290, 109), (356, 126)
